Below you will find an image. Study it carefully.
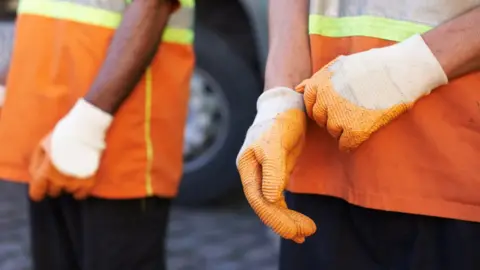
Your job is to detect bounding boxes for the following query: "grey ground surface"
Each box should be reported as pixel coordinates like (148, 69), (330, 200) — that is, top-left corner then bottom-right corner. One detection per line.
(0, 181), (279, 270)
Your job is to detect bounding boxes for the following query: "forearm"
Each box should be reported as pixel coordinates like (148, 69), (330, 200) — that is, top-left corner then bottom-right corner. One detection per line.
(84, 0), (175, 114)
(0, 65), (8, 85)
(423, 6), (480, 80)
(264, 0), (311, 90)
(0, 23), (15, 85)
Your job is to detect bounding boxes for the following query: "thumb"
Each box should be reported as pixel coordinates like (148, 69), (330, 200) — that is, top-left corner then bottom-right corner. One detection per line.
(237, 148), (263, 208)
(295, 79), (308, 94)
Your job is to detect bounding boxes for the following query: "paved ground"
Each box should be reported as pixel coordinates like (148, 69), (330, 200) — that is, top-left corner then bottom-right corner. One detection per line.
(0, 181), (280, 270)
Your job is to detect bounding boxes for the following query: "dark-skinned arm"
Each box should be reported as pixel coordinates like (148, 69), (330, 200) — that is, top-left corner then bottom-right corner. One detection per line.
(0, 22), (15, 85)
(423, 6), (480, 80)
(264, 0), (311, 90)
(84, 0), (177, 114)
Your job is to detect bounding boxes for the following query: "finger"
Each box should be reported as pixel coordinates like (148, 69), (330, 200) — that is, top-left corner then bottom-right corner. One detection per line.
(28, 145), (50, 202)
(286, 208), (317, 238)
(292, 236), (305, 244)
(28, 142), (45, 178)
(311, 91), (329, 127)
(338, 129), (363, 152)
(278, 193), (315, 243)
(237, 148), (266, 211)
(238, 149), (300, 240)
(325, 109), (344, 140)
(276, 193), (288, 209)
(35, 151), (64, 198)
(63, 178), (82, 194)
(73, 188), (90, 200)
(302, 84), (318, 119)
(47, 182), (62, 198)
(254, 145), (289, 205)
(324, 92), (351, 140)
(47, 159), (89, 197)
(72, 179), (95, 200)
(29, 177), (49, 202)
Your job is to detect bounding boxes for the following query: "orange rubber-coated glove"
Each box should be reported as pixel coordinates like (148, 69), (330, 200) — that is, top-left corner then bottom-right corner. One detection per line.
(296, 34), (448, 151)
(237, 87), (316, 243)
(29, 99), (113, 201)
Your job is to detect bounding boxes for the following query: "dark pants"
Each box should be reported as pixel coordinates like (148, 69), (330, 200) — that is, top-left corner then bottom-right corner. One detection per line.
(280, 192), (480, 270)
(29, 195), (171, 270)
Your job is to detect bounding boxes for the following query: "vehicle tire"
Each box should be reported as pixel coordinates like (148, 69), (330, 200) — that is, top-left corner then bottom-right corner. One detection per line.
(174, 22), (261, 206)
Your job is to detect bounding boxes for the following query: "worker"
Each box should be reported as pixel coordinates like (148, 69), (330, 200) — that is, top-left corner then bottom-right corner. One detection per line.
(237, 0), (480, 269)
(0, 0), (194, 269)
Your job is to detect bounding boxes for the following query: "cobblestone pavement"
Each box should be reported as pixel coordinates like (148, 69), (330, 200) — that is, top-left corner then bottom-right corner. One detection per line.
(0, 181), (279, 270)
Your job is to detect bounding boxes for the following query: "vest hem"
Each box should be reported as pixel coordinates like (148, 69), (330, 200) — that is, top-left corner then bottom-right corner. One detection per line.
(287, 183), (480, 223)
(0, 166), (178, 199)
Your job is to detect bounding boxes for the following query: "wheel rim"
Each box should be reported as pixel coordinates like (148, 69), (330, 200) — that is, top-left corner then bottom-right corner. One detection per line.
(183, 68), (230, 173)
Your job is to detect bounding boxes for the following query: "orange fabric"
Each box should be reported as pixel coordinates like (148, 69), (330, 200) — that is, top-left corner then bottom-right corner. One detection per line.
(29, 134), (95, 201)
(287, 35), (480, 222)
(0, 14), (194, 199)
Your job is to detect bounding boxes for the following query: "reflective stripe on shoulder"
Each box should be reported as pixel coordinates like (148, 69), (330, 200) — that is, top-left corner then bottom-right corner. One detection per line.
(309, 15), (432, 42)
(309, 0), (480, 41)
(18, 0), (123, 28)
(310, 0), (480, 27)
(179, 0), (194, 8)
(18, 0), (194, 44)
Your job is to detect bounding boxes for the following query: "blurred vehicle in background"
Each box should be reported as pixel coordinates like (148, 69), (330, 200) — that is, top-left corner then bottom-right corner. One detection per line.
(0, 0), (269, 206)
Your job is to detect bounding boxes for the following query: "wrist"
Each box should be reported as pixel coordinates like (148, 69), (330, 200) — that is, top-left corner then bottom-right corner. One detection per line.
(378, 34), (448, 98)
(253, 87), (304, 125)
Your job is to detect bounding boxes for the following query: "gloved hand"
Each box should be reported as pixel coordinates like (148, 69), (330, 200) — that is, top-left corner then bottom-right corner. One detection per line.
(236, 87), (316, 243)
(29, 99), (113, 201)
(296, 34), (448, 151)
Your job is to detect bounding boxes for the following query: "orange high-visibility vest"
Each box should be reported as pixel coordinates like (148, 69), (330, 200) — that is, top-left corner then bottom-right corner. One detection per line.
(288, 0), (480, 222)
(0, 0), (195, 199)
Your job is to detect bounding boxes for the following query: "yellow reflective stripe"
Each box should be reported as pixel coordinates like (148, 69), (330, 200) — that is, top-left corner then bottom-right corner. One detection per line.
(179, 0), (195, 8)
(163, 28), (194, 45)
(309, 15), (432, 42)
(18, 0), (194, 44)
(144, 67), (154, 196)
(18, 0), (123, 29)
(125, 0), (194, 7)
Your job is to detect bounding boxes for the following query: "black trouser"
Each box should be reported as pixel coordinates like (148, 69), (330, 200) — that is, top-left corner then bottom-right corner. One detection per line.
(280, 192), (480, 270)
(29, 195), (171, 270)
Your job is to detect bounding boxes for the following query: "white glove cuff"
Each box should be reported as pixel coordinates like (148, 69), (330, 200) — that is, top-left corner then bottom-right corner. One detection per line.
(253, 87), (304, 125)
(54, 98), (113, 150)
(236, 87), (304, 166)
(387, 34), (448, 95)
